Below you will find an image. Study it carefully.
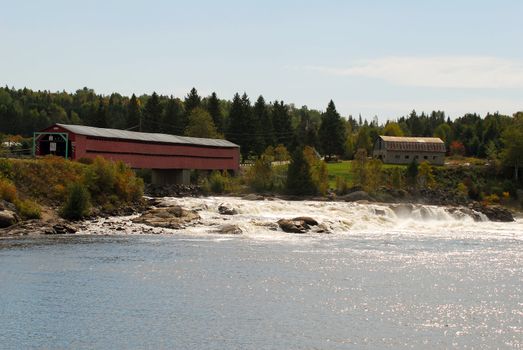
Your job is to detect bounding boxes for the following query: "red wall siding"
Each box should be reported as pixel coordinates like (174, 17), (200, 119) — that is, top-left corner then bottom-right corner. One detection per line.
(38, 125), (240, 171)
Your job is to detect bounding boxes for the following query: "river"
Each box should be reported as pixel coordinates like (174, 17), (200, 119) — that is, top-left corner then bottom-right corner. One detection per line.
(0, 197), (521, 349)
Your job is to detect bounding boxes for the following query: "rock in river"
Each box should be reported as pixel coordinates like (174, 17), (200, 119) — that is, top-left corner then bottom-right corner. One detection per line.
(277, 219), (309, 234)
(0, 210), (19, 228)
(132, 205), (200, 229)
(213, 224), (243, 235)
(218, 204), (238, 215)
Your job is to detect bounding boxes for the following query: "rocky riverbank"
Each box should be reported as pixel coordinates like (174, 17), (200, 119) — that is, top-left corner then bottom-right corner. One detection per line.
(0, 190), (517, 238)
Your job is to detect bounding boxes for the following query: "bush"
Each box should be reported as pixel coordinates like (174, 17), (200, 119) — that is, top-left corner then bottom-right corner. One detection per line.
(15, 199), (41, 219)
(304, 146), (329, 195)
(482, 193), (500, 206)
(202, 171), (237, 194)
(246, 156), (274, 192)
(60, 182), (91, 220)
(417, 161), (435, 188)
(406, 160), (418, 185)
(0, 177), (17, 202)
(390, 167), (404, 189)
(83, 157), (143, 204)
(0, 158), (14, 179)
(335, 176), (350, 195)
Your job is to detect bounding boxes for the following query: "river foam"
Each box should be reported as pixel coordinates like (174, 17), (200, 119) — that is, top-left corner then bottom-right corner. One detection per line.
(79, 197), (523, 242)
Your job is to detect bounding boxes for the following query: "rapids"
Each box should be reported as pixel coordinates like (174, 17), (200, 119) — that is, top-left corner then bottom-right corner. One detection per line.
(80, 197), (523, 241)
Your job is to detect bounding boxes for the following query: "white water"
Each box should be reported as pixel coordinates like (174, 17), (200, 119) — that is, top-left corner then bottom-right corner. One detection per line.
(80, 197), (523, 241)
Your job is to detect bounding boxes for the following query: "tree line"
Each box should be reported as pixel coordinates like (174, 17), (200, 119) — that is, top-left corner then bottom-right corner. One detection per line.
(0, 86), (521, 169)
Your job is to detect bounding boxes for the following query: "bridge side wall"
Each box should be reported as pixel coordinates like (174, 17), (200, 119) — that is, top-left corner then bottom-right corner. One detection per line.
(38, 125), (240, 173)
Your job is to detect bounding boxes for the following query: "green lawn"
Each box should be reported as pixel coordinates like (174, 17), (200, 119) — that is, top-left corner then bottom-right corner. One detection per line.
(326, 160), (407, 189)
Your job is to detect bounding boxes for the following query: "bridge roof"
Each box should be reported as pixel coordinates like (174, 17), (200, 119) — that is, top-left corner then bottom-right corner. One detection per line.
(55, 124), (239, 148)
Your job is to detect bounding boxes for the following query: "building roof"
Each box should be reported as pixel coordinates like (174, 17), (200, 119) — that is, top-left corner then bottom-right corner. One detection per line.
(53, 124), (239, 148)
(378, 135), (446, 152)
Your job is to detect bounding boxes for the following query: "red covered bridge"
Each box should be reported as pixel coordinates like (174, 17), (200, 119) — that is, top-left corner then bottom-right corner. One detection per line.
(34, 124), (240, 185)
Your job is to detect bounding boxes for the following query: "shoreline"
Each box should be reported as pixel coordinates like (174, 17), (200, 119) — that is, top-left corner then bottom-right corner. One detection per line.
(0, 193), (518, 238)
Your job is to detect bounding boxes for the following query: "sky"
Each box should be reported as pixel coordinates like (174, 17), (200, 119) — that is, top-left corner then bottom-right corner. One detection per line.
(1, 0), (522, 121)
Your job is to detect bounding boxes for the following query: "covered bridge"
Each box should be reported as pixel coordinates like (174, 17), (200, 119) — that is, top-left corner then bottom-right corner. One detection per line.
(373, 136), (446, 165)
(34, 124), (240, 184)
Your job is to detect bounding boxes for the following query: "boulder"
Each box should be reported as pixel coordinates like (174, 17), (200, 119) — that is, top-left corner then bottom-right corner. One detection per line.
(314, 223), (331, 234)
(292, 216), (318, 226)
(341, 191), (373, 202)
(214, 224), (242, 235)
(471, 204), (514, 222)
(52, 223), (77, 234)
(447, 207), (484, 222)
(277, 219), (309, 233)
(243, 194), (264, 201)
(0, 210), (18, 228)
(390, 203), (415, 217)
(374, 209), (387, 216)
(218, 204), (238, 215)
(132, 205), (200, 229)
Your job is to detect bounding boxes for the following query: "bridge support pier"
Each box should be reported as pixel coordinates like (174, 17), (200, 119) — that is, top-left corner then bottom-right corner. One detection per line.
(151, 169), (191, 185)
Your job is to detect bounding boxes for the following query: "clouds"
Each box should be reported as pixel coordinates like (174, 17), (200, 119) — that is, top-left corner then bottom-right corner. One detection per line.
(305, 56), (523, 89)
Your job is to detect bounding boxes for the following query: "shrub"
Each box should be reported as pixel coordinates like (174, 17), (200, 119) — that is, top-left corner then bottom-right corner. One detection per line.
(456, 182), (468, 197)
(304, 146), (329, 195)
(450, 141), (466, 156)
(202, 170), (236, 194)
(273, 144), (291, 162)
(406, 159), (419, 185)
(60, 182), (91, 220)
(77, 157), (94, 165)
(417, 161), (436, 188)
(83, 157), (143, 204)
(15, 199), (41, 219)
(0, 158), (14, 179)
(482, 193), (500, 206)
(390, 167), (404, 189)
(0, 178), (17, 202)
(246, 156), (274, 192)
(335, 176), (350, 195)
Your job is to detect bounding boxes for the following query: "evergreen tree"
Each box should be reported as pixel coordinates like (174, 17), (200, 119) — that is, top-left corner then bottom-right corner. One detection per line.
(252, 95), (271, 153)
(163, 96), (185, 135)
(286, 146), (315, 195)
(318, 100), (345, 159)
(126, 93), (141, 131)
(271, 101), (292, 147)
(501, 112), (523, 181)
(227, 93), (247, 159)
(207, 92), (224, 133)
(93, 97), (107, 128)
(142, 92), (162, 132)
(184, 87), (201, 114)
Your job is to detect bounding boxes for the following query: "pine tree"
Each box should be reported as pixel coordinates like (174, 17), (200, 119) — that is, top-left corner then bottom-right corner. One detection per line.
(286, 146), (315, 195)
(142, 92), (162, 132)
(126, 93), (141, 131)
(318, 100), (345, 159)
(271, 101), (292, 147)
(93, 97), (107, 128)
(227, 93), (246, 158)
(184, 87), (201, 114)
(207, 92), (224, 133)
(253, 95), (276, 151)
(163, 96), (185, 135)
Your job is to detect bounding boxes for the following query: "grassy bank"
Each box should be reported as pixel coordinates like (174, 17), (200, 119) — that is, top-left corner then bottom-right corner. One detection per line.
(0, 156), (144, 220)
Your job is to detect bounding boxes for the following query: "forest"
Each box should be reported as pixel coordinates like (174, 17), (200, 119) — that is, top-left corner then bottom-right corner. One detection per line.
(0, 85), (522, 175)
